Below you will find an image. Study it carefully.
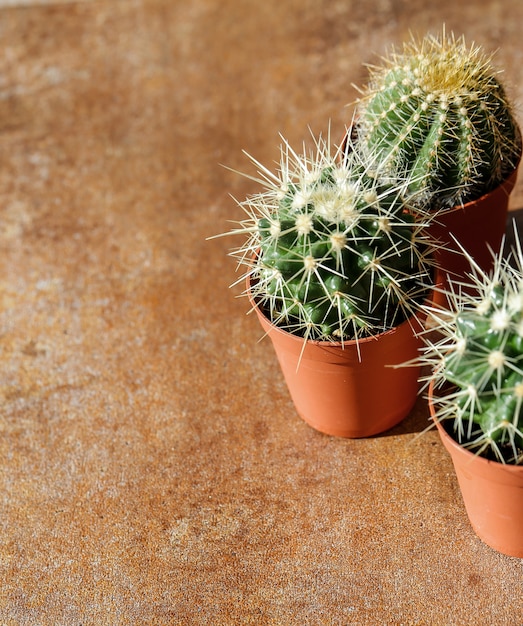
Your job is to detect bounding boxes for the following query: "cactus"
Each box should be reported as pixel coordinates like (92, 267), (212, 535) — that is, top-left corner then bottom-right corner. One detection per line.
(223, 128), (434, 344)
(355, 30), (521, 210)
(422, 229), (523, 464)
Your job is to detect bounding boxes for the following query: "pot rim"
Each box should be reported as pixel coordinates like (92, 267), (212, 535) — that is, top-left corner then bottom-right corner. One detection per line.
(246, 272), (424, 349)
(428, 377), (523, 471)
(438, 146), (521, 214)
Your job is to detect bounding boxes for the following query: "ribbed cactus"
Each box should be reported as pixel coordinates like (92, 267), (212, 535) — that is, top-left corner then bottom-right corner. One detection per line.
(423, 232), (523, 464)
(224, 129), (434, 343)
(356, 30), (521, 209)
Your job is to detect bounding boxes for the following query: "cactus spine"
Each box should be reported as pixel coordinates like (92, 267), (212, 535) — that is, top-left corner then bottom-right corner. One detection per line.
(356, 31), (521, 209)
(423, 232), (523, 464)
(225, 129), (434, 344)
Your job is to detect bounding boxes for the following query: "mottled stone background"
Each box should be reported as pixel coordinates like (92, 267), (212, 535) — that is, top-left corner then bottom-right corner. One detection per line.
(1, 1), (523, 624)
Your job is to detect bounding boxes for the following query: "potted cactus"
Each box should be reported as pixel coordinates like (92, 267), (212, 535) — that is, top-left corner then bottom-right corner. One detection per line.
(354, 30), (522, 302)
(421, 231), (523, 557)
(219, 128), (435, 438)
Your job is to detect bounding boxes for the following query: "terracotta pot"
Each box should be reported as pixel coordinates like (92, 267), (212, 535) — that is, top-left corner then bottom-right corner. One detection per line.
(428, 163), (520, 307)
(429, 380), (523, 558)
(249, 284), (422, 438)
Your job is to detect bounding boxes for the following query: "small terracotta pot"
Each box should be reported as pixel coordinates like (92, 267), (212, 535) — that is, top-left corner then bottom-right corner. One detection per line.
(428, 163), (520, 307)
(249, 283), (422, 438)
(429, 380), (523, 558)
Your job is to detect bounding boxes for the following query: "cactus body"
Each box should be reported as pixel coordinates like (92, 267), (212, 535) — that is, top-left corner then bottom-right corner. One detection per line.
(226, 130), (434, 343)
(357, 32), (521, 209)
(423, 235), (523, 463)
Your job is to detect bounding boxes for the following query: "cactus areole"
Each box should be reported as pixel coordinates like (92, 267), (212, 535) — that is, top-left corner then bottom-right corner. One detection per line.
(356, 31), (522, 210)
(225, 129), (434, 345)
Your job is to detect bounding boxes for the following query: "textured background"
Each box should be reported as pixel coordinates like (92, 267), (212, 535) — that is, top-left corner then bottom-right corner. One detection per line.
(1, 1), (523, 624)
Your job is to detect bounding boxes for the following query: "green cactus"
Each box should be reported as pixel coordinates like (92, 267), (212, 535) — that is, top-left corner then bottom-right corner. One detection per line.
(224, 129), (434, 344)
(355, 30), (521, 209)
(422, 231), (523, 464)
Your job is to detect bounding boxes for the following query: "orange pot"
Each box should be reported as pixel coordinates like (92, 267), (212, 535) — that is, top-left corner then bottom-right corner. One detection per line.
(428, 163), (519, 307)
(250, 292), (422, 438)
(429, 380), (523, 558)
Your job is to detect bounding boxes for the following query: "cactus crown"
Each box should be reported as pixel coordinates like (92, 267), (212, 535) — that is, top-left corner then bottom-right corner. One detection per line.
(356, 30), (521, 210)
(422, 230), (523, 464)
(223, 128), (434, 345)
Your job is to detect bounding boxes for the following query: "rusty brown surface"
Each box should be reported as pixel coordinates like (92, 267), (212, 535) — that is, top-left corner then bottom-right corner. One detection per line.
(1, 1), (523, 623)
